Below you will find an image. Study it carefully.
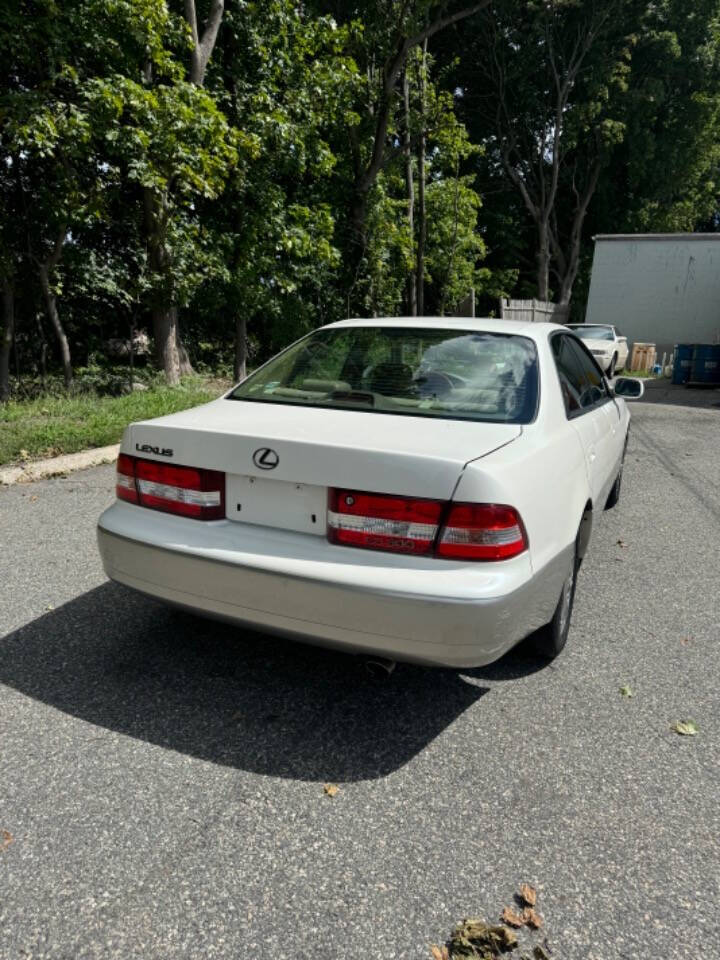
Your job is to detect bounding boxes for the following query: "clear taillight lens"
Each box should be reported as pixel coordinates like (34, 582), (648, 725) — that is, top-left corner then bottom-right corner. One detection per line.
(328, 489), (444, 555)
(115, 455), (225, 520)
(328, 489), (527, 561)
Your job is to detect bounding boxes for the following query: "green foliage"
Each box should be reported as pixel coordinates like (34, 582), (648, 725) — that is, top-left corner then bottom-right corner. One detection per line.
(0, 376), (222, 465)
(2, 0), (720, 397)
(607, 0), (720, 232)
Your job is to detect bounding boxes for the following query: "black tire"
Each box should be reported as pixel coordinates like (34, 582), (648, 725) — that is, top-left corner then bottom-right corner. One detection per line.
(607, 353), (617, 378)
(605, 432), (628, 510)
(530, 544), (579, 660)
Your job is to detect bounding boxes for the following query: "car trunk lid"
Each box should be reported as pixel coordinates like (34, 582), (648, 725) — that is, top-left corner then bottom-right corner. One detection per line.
(127, 398), (521, 534)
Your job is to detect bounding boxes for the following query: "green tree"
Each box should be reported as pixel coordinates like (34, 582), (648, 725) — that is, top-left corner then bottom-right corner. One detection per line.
(456, 0), (640, 304)
(207, 1), (358, 378)
(596, 0), (720, 233)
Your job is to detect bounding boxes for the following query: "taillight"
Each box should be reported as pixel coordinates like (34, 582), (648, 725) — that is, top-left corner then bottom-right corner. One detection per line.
(115, 455), (225, 520)
(328, 489), (527, 562)
(436, 503), (527, 561)
(116, 453), (138, 504)
(328, 489), (443, 555)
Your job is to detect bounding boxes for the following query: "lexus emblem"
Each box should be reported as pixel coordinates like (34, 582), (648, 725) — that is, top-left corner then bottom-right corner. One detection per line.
(253, 447), (279, 470)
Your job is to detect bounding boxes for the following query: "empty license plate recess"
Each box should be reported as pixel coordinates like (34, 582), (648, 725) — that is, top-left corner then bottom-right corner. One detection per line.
(226, 474), (327, 535)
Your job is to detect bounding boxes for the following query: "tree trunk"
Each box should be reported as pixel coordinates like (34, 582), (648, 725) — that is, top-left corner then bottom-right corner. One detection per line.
(153, 305), (186, 386)
(415, 40), (428, 316)
(38, 262), (72, 389)
(0, 276), (14, 402)
(35, 312), (49, 388)
(537, 218), (551, 302)
(144, 187), (193, 385)
(234, 313), (247, 382)
(557, 160), (603, 305)
(402, 69), (416, 316)
(185, 0), (225, 86)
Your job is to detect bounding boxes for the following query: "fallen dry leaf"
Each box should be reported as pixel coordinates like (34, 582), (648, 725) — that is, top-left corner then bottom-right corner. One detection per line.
(533, 946), (551, 960)
(522, 907), (542, 929)
(323, 783), (339, 797)
(501, 907), (525, 928)
(430, 946), (449, 960)
(1, 829), (13, 852)
(673, 720), (698, 737)
(518, 883), (537, 907)
(450, 918), (517, 956)
(619, 684), (634, 698)
(681, 637), (691, 645)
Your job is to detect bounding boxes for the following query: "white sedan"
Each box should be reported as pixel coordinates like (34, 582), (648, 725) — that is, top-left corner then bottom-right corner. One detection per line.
(566, 323), (629, 378)
(97, 318), (643, 668)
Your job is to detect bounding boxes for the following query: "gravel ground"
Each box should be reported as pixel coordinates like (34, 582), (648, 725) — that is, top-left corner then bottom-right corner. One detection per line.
(1, 395), (718, 960)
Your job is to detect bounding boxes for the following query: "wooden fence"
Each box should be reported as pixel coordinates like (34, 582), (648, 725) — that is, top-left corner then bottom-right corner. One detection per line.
(499, 298), (570, 324)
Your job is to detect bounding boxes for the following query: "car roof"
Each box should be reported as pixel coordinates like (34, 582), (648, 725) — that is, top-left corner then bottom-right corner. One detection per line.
(322, 316), (566, 339)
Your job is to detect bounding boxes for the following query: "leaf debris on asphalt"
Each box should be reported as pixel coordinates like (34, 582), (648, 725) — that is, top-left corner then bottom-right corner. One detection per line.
(501, 907), (526, 928)
(448, 919), (518, 957)
(323, 783), (339, 797)
(500, 906), (542, 932)
(522, 908), (542, 930)
(673, 720), (698, 736)
(533, 947), (552, 960)
(434, 884), (549, 958)
(518, 884), (537, 907)
(619, 684), (634, 698)
(1, 829), (13, 852)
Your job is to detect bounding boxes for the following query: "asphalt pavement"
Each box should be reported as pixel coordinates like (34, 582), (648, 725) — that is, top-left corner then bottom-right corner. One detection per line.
(1, 392), (719, 959)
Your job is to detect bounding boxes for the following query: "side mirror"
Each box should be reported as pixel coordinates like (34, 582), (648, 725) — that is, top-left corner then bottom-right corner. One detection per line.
(613, 376), (644, 400)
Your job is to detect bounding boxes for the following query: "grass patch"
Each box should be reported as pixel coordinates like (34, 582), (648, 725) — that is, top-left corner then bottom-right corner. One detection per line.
(0, 377), (227, 466)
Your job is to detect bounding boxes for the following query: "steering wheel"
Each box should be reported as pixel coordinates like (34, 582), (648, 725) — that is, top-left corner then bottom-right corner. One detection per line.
(413, 370), (456, 398)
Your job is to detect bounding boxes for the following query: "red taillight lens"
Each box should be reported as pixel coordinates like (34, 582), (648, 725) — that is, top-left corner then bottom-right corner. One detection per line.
(116, 453), (138, 504)
(328, 488), (444, 555)
(115, 455), (225, 520)
(327, 489), (527, 561)
(436, 503), (528, 561)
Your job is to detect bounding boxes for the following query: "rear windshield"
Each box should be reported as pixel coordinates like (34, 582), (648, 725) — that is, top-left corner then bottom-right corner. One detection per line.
(568, 325), (614, 341)
(228, 326), (539, 424)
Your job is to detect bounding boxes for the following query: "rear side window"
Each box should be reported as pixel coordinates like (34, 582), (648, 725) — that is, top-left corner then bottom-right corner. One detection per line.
(229, 326), (539, 424)
(552, 334), (609, 416)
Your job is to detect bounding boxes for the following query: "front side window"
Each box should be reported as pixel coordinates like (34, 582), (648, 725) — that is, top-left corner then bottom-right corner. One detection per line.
(552, 334), (609, 416)
(229, 326), (539, 424)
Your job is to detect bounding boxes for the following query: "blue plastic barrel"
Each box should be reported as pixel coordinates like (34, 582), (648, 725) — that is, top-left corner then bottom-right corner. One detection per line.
(672, 344), (694, 384)
(692, 344), (720, 384)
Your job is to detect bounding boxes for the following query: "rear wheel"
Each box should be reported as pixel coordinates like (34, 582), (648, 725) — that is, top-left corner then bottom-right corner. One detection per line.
(605, 432), (628, 510)
(530, 545), (579, 660)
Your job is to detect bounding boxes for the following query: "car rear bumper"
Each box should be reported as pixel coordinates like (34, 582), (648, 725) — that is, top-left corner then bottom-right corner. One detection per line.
(97, 502), (572, 667)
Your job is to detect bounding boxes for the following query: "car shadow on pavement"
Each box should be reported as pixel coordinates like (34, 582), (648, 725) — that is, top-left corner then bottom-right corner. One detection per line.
(0, 581), (518, 782)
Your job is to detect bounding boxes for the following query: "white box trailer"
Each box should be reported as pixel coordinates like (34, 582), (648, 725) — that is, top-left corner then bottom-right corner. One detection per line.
(585, 234), (720, 363)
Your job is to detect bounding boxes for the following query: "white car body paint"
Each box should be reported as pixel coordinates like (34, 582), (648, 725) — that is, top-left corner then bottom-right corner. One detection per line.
(97, 318), (632, 667)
